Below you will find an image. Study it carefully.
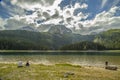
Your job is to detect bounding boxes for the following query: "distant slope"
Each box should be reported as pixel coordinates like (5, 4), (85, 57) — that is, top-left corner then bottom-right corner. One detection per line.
(0, 30), (95, 50)
(94, 29), (120, 49)
(0, 30), (51, 50)
(0, 29), (119, 50)
(60, 29), (120, 50)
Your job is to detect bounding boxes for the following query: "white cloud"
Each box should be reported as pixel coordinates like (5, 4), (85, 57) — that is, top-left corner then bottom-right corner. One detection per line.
(4, 16), (28, 30)
(42, 18), (62, 25)
(74, 3), (81, 9)
(93, 6), (119, 26)
(2, 0), (120, 35)
(112, 0), (120, 7)
(61, 3), (88, 28)
(80, 3), (88, 9)
(101, 0), (120, 8)
(77, 12), (89, 20)
(11, 0), (17, 5)
(7, 0), (88, 29)
(0, 17), (5, 30)
(11, 0), (57, 10)
(0, 0), (25, 17)
(101, 0), (108, 9)
(10, 0), (55, 6)
(80, 6), (120, 34)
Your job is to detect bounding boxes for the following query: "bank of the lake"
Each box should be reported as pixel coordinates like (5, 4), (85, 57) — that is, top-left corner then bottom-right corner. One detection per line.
(0, 50), (120, 53)
(0, 51), (120, 68)
(0, 63), (120, 80)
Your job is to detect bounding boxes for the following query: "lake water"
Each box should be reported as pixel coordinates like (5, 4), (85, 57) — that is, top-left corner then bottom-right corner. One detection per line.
(0, 52), (120, 67)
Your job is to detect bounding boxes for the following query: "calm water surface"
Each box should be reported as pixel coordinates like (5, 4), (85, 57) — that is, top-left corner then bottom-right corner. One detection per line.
(0, 52), (120, 67)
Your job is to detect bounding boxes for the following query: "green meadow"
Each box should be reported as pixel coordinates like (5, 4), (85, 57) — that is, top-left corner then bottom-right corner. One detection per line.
(0, 63), (120, 80)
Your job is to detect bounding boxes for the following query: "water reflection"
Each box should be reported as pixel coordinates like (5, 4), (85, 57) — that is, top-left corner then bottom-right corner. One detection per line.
(0, 52), (120, 67)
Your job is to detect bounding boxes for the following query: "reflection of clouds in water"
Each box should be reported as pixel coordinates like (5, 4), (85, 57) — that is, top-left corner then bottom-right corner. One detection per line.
(0, 54), (120, 67)
(33, 58), (52, 65)
(70, 56), (90, 66)
(70, 55), (105, 67)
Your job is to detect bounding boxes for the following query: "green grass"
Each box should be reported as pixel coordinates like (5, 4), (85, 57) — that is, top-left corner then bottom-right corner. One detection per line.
(0, 63), (120, 80)
(106, 50), (120, 52)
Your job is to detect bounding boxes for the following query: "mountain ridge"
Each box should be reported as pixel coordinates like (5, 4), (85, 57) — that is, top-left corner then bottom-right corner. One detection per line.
(0, 29), (119, 50)
(0, 30), (95, 50)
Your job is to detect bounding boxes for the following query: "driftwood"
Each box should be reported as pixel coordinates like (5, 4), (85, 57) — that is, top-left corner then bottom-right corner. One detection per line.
(105, 66), (118, 70)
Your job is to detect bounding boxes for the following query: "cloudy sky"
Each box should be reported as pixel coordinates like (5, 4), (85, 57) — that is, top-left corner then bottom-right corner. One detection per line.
(0, 0), (120, 34)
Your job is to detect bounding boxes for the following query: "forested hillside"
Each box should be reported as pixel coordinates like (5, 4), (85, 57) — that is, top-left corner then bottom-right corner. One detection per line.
(60, 29), (120, 50)
(94, 29), (120, 50)
(0, 30), (51, 50)
(0, 30), (94, 50)
(0, 29), (119, 50)
(60, 41), (106, 50)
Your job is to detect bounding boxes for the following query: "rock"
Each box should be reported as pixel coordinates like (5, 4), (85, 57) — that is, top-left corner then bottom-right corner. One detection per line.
(105, 66), (118, 70)
(17, 61), (23, 67)
(63, 72), (75, 78)
(66, 72), (74, 75)
(64, 73), (69, 78)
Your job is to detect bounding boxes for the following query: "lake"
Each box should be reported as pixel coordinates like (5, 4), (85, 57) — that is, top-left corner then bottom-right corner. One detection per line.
(0, 51), (120, 67)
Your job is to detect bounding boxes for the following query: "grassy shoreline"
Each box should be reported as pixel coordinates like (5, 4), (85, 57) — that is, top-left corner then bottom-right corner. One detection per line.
(0, 63), (120, 80)
(0, 50), (120, 53)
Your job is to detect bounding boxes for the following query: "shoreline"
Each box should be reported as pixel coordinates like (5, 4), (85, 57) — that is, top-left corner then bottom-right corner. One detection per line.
(0, 50), (120, 53)
(0, 63), (120, 80)
(0, 62), (119, 69)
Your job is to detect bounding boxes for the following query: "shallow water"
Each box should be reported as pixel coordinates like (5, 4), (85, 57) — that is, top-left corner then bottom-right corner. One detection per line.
(0, 52), (120, 67)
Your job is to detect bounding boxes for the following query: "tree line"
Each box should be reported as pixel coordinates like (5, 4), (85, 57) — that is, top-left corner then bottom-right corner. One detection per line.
(60, 41), (106, 50)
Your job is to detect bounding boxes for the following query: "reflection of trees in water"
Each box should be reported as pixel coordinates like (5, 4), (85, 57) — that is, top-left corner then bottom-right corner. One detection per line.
(0, 53), (120, 67)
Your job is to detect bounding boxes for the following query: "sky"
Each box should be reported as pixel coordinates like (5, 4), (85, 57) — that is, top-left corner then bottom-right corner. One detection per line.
(0, 0), (120, 34)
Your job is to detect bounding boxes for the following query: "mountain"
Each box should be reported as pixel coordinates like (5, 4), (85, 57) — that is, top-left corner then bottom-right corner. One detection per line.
(0, 30), (50, 50)
(37, 24), (72, 34)
(0, 30), (94, 50)
(18, 26), (38, 32)
(60, 29), (120, 50)
(48, 24), (72, 34)
(94, 29), (120, 49)
(37, 24), (52, 32)
(10, 24), (72, 34)
(0, 29), (119, 50)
